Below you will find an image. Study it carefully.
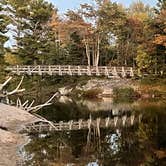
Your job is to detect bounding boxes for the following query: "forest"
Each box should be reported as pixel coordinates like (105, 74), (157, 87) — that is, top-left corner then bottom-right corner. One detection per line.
(0, 0), (165, 75)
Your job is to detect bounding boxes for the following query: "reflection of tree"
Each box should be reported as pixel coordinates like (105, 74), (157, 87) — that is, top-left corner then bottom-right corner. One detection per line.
(38, 102), (90, 122)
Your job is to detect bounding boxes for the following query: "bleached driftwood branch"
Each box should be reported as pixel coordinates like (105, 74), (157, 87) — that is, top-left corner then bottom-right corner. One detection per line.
(33, 113), (57, 129)
(6, 76), (25, 96)
(28, 92), (59, 113)
(18, 92), (59, 113)
(0, 77), (12, 91)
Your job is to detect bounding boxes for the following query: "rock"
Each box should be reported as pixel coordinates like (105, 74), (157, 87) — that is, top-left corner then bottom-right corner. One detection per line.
(101, 88), (113, 97)
(0, 129), (18, 144)
(58, 87), (73, 96)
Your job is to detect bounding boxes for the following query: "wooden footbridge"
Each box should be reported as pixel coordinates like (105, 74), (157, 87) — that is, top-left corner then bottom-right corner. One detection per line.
(22, 114), (142, 134)
(7, 65), (135, 77)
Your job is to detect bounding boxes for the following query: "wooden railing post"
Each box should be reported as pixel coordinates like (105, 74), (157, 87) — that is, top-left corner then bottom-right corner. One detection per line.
(130, 67), (134, 77)
(69, 120), (73, 130)
(113, 67), (118, 77)
(38, 65), (42, 75)
(131, 115), (135, 125)
(105, 66), (109, 76)
(87, 66), (91, 76)
(114, 116), (118, 127)
(48, 66), (52, 75)
(59, 65), (62, 76)
(96, 66), (100, 76)
(28, 66), (31, 75)
(105, 117), (110, 127)
(122, 115), (127, 126)
(16, 65), (20, 75)
(68, 65), (72, 75)
(78, 119), (82, 129)
(78, 66), (81, 76)
(122, 67), (126, 78)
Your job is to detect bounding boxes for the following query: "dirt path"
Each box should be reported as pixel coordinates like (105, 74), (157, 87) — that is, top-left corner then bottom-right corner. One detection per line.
(0, 103), (39, 166)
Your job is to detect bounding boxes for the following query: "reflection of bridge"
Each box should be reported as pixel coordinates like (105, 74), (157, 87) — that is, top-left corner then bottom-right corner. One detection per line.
(7, 65), (135, 77)
(22, 114), (142, 133)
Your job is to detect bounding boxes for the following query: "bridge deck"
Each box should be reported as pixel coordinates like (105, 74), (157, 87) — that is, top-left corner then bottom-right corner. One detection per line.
(7, 65), (135, 77)
(22, 114), (142, 133)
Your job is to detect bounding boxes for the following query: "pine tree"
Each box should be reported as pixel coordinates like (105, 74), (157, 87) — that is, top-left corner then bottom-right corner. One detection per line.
(6, 0), (58, 64)
(0, 0), (8, 62)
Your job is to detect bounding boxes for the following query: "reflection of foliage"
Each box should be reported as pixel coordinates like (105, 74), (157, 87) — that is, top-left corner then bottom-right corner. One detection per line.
(38, 102), (90, 122)
(24, 132), (71, 166)
(22, 102), (166, 166)
(113, 87), (139, 103)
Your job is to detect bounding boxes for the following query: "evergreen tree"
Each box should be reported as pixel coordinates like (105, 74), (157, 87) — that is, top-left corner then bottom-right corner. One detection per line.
(6, 0), (57, 64)
(0, 0), (8, 63)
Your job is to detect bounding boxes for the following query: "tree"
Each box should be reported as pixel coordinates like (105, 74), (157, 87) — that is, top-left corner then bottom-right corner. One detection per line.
(51, 9), (91, 65)
(0, 0), (8, 63)
(153, 0), (166, 73)
(6, 0), (57, 64)
(136, 47), (154, 75)
(80, 0), (126, 66)
(117, 1), (154, 67)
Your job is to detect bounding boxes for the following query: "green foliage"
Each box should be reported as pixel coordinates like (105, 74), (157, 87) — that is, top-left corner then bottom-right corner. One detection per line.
(82, 88), (102, 99)
(6, 0), (58, 64)
(152, 0), (166, 73)
(113, 87), (139, 102)
(0, 0), (164, 74)
(64, 31), (86, 65)
(0, 1), (8, 58)
(4, 51), (21, 65)
(136, 47), (154, 74)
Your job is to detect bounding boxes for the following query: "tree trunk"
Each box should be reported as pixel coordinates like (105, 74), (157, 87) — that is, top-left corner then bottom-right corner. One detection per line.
(85, 41), (91, 66)
(96, 35), (100, 66)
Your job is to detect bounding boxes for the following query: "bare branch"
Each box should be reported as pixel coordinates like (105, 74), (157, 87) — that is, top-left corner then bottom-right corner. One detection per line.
(22, 100), (29, 107)
(6, 76), (25, 96)
(27, 100), (35, 109)
(33, 113), (57, 129)
(0, 77), (12, 91)
(28, 92), (59, 113)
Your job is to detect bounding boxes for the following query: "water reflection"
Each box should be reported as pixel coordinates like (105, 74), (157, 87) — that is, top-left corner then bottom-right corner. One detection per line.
(22, 99), (166, 166)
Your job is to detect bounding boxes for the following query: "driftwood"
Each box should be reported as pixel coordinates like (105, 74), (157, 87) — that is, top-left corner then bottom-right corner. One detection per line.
(16, 92), (59, 113)
(0, 77), (59, 113)
(0, 77), (59, 131)
(0, 77), (12, 91)
(0, 76), (25, 97)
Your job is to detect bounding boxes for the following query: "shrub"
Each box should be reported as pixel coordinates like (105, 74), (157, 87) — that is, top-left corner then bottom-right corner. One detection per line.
(113, 87), (139, 102)
(82, 89), (102, 99)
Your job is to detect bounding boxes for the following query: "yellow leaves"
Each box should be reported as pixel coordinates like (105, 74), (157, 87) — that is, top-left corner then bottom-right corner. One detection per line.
(154, 150), (166, 159)
(4, 52), (21, 65)
(154, 34), (166, 47)
(130, 12), (149, 22)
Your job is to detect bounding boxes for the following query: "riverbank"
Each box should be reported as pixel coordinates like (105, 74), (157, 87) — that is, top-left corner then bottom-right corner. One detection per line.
(56, 77), (166, 100)
(0, 103), (38, 166)
(6, 76), (166, 102)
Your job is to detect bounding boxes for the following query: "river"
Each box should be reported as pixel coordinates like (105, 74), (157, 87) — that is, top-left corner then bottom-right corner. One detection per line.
(21, 97), (166, 166)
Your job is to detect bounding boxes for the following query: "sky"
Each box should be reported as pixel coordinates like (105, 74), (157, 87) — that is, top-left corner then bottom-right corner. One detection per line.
(48, 0), (158, 13)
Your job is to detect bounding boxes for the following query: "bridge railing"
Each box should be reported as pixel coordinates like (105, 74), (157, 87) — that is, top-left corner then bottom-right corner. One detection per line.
(22, 114), (142, 133)
(6, 65), (135, 77)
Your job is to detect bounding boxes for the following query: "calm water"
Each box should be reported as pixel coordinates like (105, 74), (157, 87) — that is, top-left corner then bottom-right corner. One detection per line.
(21, 97), (166, 166)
